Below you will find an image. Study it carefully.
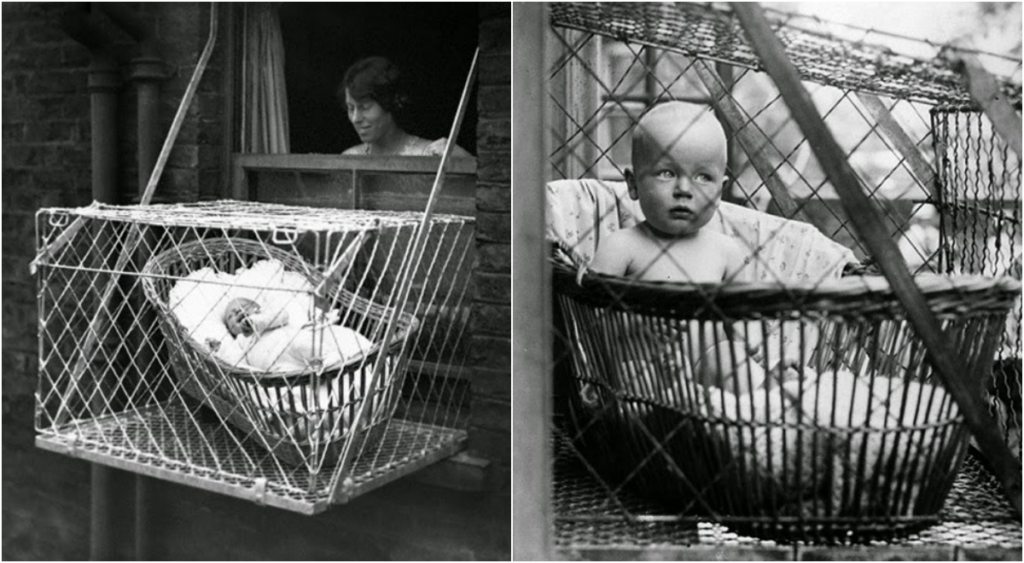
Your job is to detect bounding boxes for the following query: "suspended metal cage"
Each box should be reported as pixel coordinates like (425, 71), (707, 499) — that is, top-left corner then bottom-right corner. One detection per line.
(544, 1), (1022, 552)
(34, 200), (475, 514)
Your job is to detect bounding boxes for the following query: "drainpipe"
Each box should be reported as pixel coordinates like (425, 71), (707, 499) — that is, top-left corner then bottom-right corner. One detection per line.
(129, 54), (162, 562)
(93, 5), (165, 559)
(61, 8), (120, 205)
(59, 7), (121, 561)
(95, 3), (165, 202)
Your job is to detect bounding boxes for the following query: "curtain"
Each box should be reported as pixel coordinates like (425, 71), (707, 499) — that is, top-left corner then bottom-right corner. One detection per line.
(241, 3), (290, 153)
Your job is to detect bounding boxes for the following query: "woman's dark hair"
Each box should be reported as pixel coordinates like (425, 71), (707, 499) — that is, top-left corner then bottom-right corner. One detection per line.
(339, 56), (410, 118)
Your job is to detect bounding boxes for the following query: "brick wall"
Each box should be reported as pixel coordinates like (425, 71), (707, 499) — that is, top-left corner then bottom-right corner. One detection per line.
(2, 3), (510, 559)
(471, 0), (512, 496)
(3, 4), (95, 557)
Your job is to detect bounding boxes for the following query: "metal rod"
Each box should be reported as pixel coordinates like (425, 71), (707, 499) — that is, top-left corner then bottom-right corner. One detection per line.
(131, 29), (162, 563)
(856, 92), (938, 200)
(87, 52), (120, 563)
(714, 61), (740, 203)
(141, 4), (218, 205)
(691, 57), (814, 224)
(329, 48), (480, 502)
(732, 2), (1021, 515)
(54, 3), (219, 427)
(944, 51), (1023, 158)
(60, 9), (122, 558)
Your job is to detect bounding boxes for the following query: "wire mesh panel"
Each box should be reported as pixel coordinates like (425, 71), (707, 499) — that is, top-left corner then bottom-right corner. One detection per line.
(545, 1), (1022, 550)
(934, 105), (1022, 460)
(34, 200), (474, 514)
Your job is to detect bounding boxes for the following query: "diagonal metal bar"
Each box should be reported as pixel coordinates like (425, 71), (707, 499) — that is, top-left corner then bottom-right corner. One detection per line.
(49, 7), (219, 427)
(329, 49), (479, 503)
(691, 57), (814, 226)
(733, 2), (1022, 516)
(856, 92), (938, 201)
(944, 51), (1022, 158)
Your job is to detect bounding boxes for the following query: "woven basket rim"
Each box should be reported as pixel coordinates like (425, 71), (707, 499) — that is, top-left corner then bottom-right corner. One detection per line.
(141, 238), (419, 382)
(554, 260), (1019, 307)
(561, 261), (1021, 296)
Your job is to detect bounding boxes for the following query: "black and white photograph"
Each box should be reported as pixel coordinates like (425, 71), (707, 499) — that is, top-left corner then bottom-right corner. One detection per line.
(513, 2), (1022, 559)
(3, 3), (509, 560)
(4, 0), (1024, 561)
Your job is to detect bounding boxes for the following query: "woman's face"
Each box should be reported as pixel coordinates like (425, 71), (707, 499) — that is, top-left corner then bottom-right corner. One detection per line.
(345, 89), (397, 146)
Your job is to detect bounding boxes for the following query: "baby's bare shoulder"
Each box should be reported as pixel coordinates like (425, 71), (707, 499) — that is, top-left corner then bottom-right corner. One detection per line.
(604, 224), (651, 248)
(591, 226), (649, 275)
(702, 230), (745, 251)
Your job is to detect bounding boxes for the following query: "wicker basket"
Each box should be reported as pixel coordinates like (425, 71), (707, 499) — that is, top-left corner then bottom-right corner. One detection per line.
(552, 261), (1020, 540)
(141, 238), (418, 467)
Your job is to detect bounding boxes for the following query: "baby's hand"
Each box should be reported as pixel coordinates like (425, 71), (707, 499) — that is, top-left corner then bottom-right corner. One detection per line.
(249, 308), (289, 333)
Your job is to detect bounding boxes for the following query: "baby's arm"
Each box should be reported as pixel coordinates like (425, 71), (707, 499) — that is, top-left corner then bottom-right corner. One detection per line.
(589, 229), (634, 277)
(248, 308), (289, 334)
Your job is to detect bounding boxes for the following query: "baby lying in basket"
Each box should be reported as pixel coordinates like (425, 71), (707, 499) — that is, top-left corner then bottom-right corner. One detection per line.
(170, 259), (372, 373)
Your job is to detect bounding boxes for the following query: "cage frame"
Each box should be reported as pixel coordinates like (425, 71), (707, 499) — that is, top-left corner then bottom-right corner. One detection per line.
(514, 2), (1023, 559)
(33, 201), (477, 515)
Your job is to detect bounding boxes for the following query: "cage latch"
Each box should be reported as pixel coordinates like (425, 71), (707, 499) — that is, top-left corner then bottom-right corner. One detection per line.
(271, 227), (298, 246)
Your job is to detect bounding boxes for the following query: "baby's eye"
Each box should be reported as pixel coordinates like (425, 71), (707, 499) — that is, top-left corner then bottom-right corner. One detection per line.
(695, 173), (715, 183)
(655, 170), (676, 180)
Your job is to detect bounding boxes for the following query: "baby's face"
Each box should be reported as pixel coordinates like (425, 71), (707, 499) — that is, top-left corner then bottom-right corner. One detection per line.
(223, 297), (260, 337)
(628, 121), (727, 237)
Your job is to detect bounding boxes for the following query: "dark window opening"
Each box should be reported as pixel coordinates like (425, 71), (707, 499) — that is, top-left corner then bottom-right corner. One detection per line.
(279, 3), (479, 155)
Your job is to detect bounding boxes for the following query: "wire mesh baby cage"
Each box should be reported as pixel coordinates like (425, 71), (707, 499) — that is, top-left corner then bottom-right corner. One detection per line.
(33, 201), (475, 514)
(543, 1), (1022, 550)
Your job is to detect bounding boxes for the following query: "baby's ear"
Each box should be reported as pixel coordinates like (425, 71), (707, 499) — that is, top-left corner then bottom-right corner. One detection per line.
(624, 169), (639, 200)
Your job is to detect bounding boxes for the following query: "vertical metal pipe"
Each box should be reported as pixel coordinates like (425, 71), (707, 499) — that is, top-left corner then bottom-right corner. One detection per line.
(221, 4), (237, 199)
(135, 66), (162, 197)
(89, 56), (120, 205)
(89, 465), (115, 560)
(132, 61), (162, 563)
(512, 3), (553, 559)
(87, 52), (120, 562)
(644, 47), (658, 102)
(118, 6), (163, 557)
(714, 61), (738, 202)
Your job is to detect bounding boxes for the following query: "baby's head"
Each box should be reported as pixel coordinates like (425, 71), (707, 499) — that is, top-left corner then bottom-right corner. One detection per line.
(223, 297), (260, 337)
(627, 101), (728, 238)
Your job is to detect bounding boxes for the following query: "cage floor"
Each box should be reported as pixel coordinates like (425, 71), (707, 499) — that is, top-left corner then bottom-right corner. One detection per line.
(553, 439), (1021, 559)
(36, 402), (466, 515)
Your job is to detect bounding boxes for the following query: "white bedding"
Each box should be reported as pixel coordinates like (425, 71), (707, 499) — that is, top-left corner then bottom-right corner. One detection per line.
(168, 259), (372, 373)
